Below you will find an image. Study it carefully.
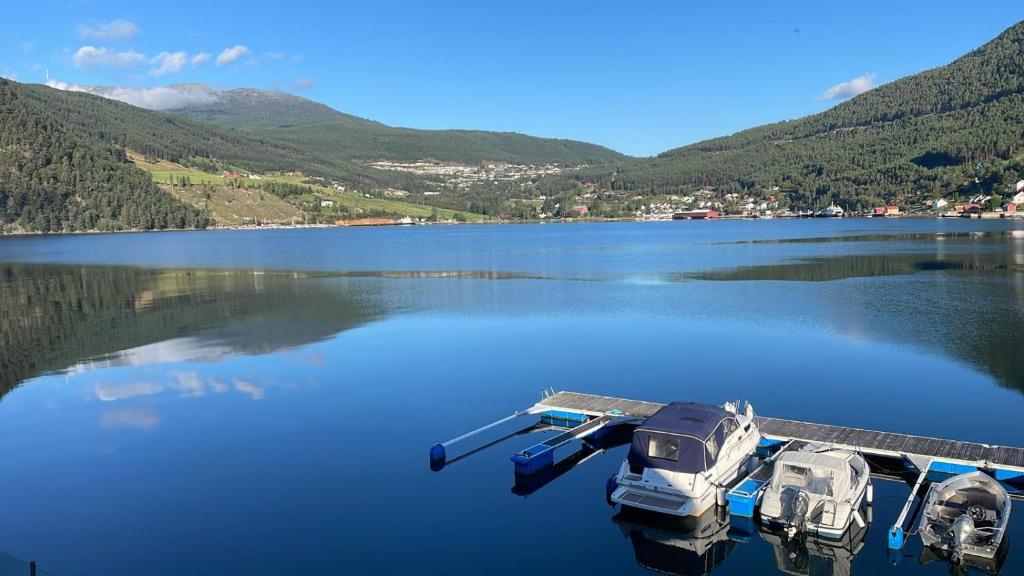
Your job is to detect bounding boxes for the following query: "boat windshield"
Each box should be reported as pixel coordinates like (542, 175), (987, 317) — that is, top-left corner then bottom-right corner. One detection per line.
(775, 464), (834, 496)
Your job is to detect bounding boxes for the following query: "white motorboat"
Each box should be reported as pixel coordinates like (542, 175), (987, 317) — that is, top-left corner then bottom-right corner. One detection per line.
(758, 445), (871, 540)
(917, 471), (1011, 564)
(820, 203), (845, 217)
(610, 401), (760, 517)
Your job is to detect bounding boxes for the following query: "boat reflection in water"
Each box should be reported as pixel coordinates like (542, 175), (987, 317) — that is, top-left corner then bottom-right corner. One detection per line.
(613, 506), (737, 576)
(759, 521), (868, 576)
(918, 538), (1010, 576)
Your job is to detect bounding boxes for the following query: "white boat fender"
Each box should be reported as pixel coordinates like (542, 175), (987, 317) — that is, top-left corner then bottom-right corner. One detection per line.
(716, 485), (727, 507)
(852, 510), (866, 529)
(867, 481), (873, 505)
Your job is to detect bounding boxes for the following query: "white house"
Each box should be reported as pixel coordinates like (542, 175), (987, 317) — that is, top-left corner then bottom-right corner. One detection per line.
(935, 198), (949, 209)
(320, 200), (334, 208)
(1012, 191), (1024, 205)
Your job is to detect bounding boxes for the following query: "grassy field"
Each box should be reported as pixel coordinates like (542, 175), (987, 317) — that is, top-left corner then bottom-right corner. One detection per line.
(129, 152), (485, 223)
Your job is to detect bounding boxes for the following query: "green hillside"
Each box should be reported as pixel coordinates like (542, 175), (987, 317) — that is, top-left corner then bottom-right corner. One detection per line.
(169, 87), (626, 165)
(561, 20), (1024, 210)
(0, 79), (206, 232)
(14, 82), (412, 192)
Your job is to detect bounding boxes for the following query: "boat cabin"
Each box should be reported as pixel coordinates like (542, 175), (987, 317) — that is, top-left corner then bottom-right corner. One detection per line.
(770, 451), (855, 497)
(627, 402), (744, 475)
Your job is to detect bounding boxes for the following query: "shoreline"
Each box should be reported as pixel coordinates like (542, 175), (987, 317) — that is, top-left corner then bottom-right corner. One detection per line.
(2, 212), (1021, 238)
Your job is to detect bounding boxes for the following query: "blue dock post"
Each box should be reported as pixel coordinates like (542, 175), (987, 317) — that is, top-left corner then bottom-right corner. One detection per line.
(430, 410), (531, 469)
(888, 459), (931, 551)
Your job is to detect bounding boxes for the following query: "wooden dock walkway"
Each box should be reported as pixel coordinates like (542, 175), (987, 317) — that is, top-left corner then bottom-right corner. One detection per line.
(431, 389), (1024, 554)
(533, 391), (1024, 474)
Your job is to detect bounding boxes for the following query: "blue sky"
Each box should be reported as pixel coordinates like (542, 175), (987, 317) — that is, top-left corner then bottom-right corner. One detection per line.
(2, 1), (1021, 156)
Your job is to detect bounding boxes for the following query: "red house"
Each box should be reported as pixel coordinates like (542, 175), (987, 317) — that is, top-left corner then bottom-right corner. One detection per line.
(672, 209), (719, 220)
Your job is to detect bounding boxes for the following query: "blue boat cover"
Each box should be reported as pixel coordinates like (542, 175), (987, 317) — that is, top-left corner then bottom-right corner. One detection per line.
(627, 403), (733, 473)
(638, 402), (731, 439)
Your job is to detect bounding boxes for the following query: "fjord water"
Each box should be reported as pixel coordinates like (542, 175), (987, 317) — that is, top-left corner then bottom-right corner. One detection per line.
(1, 219), (1023, 576)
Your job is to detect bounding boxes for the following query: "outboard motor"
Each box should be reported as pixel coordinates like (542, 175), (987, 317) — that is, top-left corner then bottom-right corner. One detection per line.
(950, 514), (975, 564)
(785, 489), (810, 539)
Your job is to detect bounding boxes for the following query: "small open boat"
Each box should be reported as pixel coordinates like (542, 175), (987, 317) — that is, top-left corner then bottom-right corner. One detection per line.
(758, 445), (871, 540)
(917, 471), (1011, 564)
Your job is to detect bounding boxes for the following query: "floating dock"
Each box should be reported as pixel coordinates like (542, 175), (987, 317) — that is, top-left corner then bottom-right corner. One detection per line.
(430, 390), (1024, 552)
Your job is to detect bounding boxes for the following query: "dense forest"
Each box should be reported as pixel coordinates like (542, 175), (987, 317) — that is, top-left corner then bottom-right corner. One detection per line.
(168, 88), (626, 165)
(0, 80), (206, 232)
(547, 20), (1024, 210)
(13, 82), (420, 194)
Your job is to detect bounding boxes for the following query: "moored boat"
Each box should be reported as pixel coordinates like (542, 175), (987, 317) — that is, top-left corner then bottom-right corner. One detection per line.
(917, 471), (1011, 564)
(609, 401), (760, 517)
(758, 445), (872, 540)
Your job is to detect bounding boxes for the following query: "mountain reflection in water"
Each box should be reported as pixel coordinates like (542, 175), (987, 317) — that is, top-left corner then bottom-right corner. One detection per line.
(0, 263), (383, 396)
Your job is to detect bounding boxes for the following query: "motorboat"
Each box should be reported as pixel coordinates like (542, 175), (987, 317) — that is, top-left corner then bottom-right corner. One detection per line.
(609, 401), (760, 517)
(613, 506), (735, 576)
(758, 445), (871, 539)
(917, 471), (1011, 564)
(819, 203), (845, 217)
(760, 520), (868, 576)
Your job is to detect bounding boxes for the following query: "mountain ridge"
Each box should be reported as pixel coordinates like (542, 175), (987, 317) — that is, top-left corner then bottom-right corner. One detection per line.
(558, 20), (1024, 210)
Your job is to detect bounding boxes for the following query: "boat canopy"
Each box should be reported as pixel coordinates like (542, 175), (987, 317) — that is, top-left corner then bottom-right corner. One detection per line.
(627, 403), (738, 473)
(770, 450), (855, 497)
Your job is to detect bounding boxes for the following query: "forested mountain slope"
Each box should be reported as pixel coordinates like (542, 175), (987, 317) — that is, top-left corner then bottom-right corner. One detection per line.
(168, 88), (626, 165)
(0, 79), (205, 232)
(564, 20), (1024, 209)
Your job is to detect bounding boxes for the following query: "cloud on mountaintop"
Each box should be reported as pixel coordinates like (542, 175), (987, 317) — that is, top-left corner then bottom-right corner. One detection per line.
(77, 18), (140, 42)
(46, 78), (223, 110)
(73, 45), (145, 69)
(217, 45), (250, 66)
(820, 73), (876, 101)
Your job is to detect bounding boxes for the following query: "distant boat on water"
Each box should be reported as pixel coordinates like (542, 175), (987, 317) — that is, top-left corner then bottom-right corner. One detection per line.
(819, 203), (845, 217)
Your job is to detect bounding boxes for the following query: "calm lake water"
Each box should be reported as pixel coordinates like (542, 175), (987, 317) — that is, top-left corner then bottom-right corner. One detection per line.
(1, 219), (1023, 575)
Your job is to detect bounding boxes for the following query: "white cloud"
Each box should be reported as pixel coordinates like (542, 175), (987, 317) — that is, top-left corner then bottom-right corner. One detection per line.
(265, 51), (284, 61)
(216, 44), (250, 66)
(73, 45), (144, 69)
(94, 381), (164, 402)
(149, 51), (187, 76)
(191, 52), (211, 66)
(102, 407), (161, 430)
(46, 78), (223, 110)
(78, 18), (140, 41)
(820, 73), (876, 101)
(170, 371), (205, 397)
(233, 379), (265, 400)
(293, 78), (315, 91)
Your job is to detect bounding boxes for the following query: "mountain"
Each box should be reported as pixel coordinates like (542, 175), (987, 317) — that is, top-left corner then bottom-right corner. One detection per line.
(168, 87), (626, 165)
(0, 79), (206, 232)
(168, 86), (381, 131)
(562, 20), (1024, 210)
